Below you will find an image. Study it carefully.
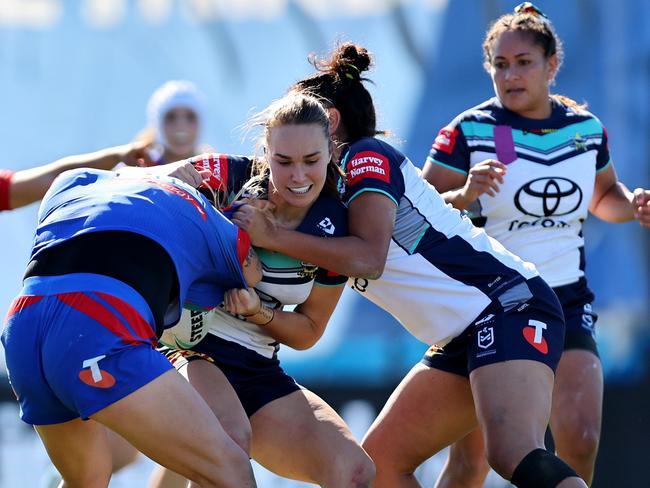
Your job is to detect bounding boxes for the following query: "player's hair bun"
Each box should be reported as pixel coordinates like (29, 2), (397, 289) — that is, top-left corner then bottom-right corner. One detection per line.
(331, 43), (371, 82)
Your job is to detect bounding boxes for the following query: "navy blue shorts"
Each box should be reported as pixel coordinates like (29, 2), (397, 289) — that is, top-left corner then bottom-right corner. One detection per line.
(553, 278), (598, 356)
(421, 276), (565, 377)
(2, 274), (172, 425)
(159, 334), (300, 417)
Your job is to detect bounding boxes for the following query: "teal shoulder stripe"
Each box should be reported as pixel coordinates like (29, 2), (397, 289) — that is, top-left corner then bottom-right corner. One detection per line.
(255, 247), (300, 268)
(512, 119), (603, 151)
(596, 159), (612, 173)
(347, 188), (398, 206)
(427, 157), (468, 175)
(461, 118), (603, 152)
(460, 120), (493, 138)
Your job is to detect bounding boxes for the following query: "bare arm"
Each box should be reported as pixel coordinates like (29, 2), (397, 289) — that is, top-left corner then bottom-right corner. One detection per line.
(241, 246), (263, 287)
(224, 284), (344, 350)
(422, 159), (506, 210)
(232, 192), (396, 279)
(9, 142), (151, 209)
(589, 164), (648, 224)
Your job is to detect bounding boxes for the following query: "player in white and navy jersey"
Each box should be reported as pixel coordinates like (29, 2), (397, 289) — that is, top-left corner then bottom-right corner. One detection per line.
(233, 43), (592, 487)
(150, 93), (374, 488)
(423, 4), (650, 487)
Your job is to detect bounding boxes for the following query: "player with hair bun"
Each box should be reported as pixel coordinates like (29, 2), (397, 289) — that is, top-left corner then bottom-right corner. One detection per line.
(422, 3), (650, 487)
(234, 41), (590, 487)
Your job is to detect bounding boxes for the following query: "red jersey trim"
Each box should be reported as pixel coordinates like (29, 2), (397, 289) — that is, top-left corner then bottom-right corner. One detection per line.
(0, 170), (15, 211)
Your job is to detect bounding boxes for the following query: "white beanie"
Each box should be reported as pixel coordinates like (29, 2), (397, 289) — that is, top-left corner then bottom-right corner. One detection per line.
(146, 80), (207, 147)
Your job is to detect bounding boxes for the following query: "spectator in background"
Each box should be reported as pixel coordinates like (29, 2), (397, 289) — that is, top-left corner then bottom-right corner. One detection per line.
(138, 80), (211, 166)
(422, 3), (650, 487)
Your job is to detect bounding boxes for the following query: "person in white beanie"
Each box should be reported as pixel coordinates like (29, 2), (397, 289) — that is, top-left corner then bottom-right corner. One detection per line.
(143, 80), (211, 165)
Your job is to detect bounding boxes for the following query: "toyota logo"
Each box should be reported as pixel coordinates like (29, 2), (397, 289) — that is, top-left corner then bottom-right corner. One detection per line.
(514, 177), (582, 217)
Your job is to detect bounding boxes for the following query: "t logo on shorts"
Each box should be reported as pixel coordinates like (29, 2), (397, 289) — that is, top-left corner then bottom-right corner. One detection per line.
(79, 355), (116, 389)
(523, 320), (548, 354)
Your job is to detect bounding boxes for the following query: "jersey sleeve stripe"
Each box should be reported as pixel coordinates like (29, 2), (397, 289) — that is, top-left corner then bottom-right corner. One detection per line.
(427, 158), (469, 175)
(346, 187), (399, 206)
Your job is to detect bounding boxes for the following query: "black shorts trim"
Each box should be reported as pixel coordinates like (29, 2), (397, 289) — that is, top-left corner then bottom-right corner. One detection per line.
(159, 335), (301, 417)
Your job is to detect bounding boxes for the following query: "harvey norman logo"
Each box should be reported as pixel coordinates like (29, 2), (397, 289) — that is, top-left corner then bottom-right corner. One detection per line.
(347, 151), (390, 185)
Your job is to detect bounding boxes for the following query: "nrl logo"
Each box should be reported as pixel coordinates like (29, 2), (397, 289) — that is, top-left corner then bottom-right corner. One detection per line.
(477, 326), (495, 349)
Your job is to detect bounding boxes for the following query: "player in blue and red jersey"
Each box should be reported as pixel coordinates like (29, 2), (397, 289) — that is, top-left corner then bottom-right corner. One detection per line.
(2, 161), (261, 488)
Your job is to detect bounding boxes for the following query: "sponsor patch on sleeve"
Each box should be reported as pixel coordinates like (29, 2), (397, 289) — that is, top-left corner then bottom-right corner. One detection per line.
(432, 126), (459, 154)
(347, 151), (390, 186)
(191, 153), (229, 192)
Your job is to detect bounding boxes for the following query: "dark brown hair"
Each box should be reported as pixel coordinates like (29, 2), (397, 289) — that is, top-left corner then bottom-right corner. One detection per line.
(483, 10), (586, 110)
(291, 42), (384, 143)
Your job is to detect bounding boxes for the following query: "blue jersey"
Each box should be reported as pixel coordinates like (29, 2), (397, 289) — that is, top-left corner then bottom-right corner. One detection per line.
(34, 168), (248, 328)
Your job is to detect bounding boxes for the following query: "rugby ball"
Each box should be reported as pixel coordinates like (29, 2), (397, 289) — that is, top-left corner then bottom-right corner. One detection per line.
(159, 308), (209, 350)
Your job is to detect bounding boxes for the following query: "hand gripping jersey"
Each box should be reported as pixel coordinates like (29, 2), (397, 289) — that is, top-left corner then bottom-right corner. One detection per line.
(0, 169), (14, 211)
(33, 168), (248, 329)
(176, 154), (348, 358)
(341, 137), (538, 346)
(427, 98), (610, 287)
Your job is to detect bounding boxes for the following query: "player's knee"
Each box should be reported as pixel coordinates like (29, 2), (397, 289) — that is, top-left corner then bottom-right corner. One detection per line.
(111, 443), (140, 472)
(226, 423), (252, 455)
(347, 454), (376, 488)
(316, 447), (375, 487)
(191, 446), (252, 488)
(446, 453), (491, 485)
(484, 441), (520, 480)
(510, 448), (579, 488)
(555, 420), (600, 462)
(61, 468), (111, 488)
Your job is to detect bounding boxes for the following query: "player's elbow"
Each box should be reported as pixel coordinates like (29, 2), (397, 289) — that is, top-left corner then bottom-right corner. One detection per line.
(356, 256), (385, 280)
(286, 323), (325, 350)
(287, 336), (319, 350)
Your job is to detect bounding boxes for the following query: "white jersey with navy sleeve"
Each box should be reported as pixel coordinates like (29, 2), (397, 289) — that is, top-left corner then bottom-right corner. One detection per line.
(173, 155), (349, 358)
(427, 98), (610, 287)
(342, 137), (538, 346)
(206, 191), (347, 358)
